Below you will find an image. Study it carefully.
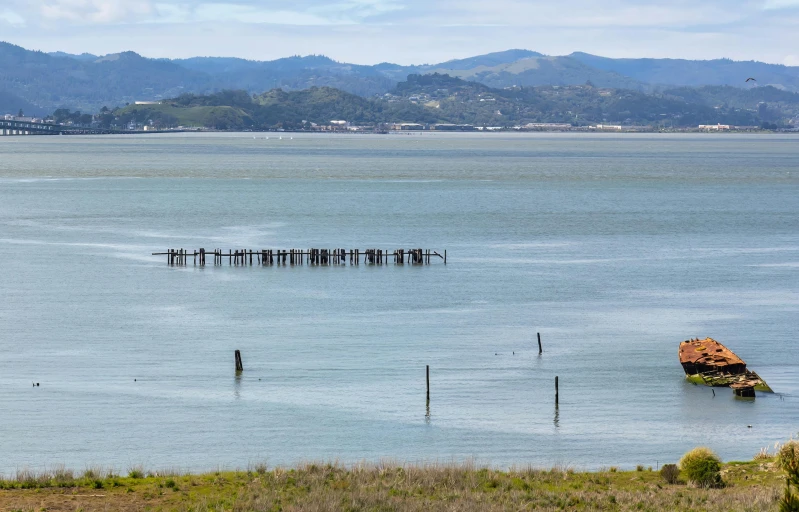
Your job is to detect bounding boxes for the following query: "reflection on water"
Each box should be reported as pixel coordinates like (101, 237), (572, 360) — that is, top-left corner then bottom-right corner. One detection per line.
(234, 373), (242, 400)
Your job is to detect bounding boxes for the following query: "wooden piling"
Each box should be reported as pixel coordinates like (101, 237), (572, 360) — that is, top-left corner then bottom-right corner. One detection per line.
(538, 332), (542, 354)
(555, 376), (559, 405)
(426, 365), (430, 402)
(235, 350), (243, 372)
(155, 247), (445, 268)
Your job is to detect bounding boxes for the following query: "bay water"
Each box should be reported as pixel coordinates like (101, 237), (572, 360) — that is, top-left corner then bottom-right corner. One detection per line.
(0, 132), (797, 473)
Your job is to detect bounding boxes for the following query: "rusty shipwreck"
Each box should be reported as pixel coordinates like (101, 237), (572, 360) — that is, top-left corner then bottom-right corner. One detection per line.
(679, 337), (773, 397)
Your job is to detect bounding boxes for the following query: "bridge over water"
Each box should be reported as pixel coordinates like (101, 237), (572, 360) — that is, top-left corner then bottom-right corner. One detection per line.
(0, 119), (126, 136)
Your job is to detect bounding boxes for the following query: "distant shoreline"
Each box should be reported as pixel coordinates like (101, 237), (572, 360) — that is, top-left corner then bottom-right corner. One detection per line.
(3, 128), (798, 138)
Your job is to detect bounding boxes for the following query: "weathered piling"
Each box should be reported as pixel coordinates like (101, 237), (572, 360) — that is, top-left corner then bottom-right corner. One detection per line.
(426, 365), (430, 402)
(538, 332), (542, 354)
(235, 350), (243, 372)
(155, 248), (446, 267)
(555, 376), (559, 405)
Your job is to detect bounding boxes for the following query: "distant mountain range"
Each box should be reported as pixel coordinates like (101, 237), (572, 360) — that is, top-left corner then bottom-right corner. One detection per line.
(2, 41), (799, 116)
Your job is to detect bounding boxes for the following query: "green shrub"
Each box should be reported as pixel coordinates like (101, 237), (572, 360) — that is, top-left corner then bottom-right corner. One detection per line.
(779, 441), (799, 476)
(780, 441), (799, 512)
(679, 447), (722, 488)
(660, 464), (680, 484)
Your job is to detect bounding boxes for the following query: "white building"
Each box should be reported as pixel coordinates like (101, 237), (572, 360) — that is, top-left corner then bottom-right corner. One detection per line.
(699, 124), (730, 131)
(591, 124), (623, 131)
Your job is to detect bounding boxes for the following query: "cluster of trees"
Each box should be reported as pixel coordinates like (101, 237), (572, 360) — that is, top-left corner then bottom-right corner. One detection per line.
(52, 108), (94, 126)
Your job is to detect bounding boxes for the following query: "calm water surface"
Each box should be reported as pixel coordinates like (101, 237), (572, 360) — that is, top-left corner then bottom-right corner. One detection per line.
(0, 132), (797, 473)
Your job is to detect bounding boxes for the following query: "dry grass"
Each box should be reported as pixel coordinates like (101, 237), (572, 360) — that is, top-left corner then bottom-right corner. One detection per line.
(0, 459), (785, 511)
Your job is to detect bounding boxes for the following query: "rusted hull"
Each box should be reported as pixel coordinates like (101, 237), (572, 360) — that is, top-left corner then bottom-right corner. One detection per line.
(681, 361), (746, 376)
(679, 337), (773, 394)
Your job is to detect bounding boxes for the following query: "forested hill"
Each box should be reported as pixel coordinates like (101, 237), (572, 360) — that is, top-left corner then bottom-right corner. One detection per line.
(4, 41), (799, 114)
(106, 87), (437, 130)
(83, 74), (799, 130)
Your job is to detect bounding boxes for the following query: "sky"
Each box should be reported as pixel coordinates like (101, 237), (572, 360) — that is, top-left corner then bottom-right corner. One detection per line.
(1, 0), (798, 65)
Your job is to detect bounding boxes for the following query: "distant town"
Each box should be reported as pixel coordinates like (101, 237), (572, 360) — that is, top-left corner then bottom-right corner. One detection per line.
(1, 111), (789, 136)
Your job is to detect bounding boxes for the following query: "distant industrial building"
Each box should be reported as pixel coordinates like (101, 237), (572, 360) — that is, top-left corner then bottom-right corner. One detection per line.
(431, 124), (475, 131)
(590, 124), (623, 131)
(699, 124), (731, 131)
(391, 123), (426, 131)
(516, 123), (572, 131)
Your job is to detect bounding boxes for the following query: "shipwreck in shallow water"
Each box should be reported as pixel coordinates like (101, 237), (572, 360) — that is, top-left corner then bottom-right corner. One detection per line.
(679, 337), (773, 397)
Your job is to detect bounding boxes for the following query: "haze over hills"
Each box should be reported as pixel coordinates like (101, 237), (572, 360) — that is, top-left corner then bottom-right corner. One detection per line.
(2, 41), (799, 127)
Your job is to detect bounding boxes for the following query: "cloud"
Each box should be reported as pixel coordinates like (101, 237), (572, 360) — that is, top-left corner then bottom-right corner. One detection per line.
(1, 0), (795, 65)
(154, 3), (338, 25)
(2, 0), (772, 28)
(0, 8), (26, 26)
(763, 0), (799, 9)
(37, 0), (155, 23)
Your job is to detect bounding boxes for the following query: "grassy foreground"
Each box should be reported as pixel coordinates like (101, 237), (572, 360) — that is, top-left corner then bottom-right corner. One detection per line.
(0, 459), (784, 511)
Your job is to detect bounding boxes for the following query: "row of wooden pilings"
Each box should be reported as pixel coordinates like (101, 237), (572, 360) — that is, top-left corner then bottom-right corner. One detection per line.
(232, 333), (559, 405)
(157, 248), (446, 266)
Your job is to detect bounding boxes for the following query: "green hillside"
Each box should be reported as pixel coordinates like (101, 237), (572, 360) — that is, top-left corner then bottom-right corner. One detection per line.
(85, 73), (799, 130)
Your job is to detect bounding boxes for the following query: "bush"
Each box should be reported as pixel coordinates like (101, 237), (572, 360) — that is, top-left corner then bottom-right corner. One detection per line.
(660, 464), (680, 484)
(780, 441), (799, 512)
(779, 442), (799, 475)
(679, 447), (722, 488)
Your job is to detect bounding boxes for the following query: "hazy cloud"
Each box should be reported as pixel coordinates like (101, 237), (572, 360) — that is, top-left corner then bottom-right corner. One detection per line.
(763, 0), (799, 9)
(0, 8), (26, 26)
(37, 0), (155, 23)
(1, 0), (796, 65)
